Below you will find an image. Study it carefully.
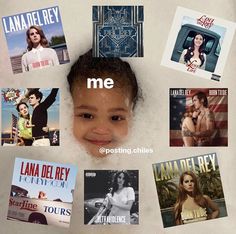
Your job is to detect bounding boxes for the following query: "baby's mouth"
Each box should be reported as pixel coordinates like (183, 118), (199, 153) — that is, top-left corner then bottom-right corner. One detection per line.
(86, 138), (112, 146)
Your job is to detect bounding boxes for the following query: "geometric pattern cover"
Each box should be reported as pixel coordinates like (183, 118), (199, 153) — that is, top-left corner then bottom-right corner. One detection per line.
(93, 6), (144, 57)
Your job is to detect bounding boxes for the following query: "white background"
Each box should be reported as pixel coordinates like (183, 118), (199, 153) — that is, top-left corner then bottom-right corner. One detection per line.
(0, 0), (235, 234)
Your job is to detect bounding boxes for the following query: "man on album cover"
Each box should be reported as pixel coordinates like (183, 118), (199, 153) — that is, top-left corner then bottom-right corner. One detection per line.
(182, 91), (215, 146)
(28, 88), (59, 146)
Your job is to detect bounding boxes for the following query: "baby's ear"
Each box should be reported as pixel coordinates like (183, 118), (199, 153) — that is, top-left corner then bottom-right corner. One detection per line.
(131, 104), (136, 112)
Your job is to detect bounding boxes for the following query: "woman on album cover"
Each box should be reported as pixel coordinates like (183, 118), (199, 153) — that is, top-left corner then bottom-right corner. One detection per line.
(181, 91), (215, 147)
(181, 105), (199, 146)
(106, 171), (135, 224)
(179, 33), (206, 70)
(89, 171), (135, 224)
(174, 171), (219, 225)
(21, 25), (59, 72)
(16, 102), (34, 146)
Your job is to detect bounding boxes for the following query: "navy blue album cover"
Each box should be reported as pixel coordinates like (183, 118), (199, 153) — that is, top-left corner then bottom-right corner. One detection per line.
(92, 6), (144, 57)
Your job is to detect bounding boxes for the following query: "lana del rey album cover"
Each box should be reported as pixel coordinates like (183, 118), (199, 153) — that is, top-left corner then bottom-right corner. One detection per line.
(7, 157), (77, 228)
(2, 6), (70, 74)
(152, 152), (227, 228)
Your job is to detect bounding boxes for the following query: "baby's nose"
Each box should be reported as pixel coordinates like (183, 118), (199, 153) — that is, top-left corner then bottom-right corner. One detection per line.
(92, 122), (111, 135)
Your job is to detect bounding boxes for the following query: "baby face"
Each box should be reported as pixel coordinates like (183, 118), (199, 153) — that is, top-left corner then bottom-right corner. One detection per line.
(72, 83), (132, 157)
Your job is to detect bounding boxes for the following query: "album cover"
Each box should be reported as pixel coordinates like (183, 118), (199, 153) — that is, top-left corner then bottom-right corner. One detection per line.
(169, 88), (228, 146)
(152, 153), (227, 228)
(2, 6), (69, 74)
(7, 157), (77, 227)
(161, 7), (235, 81)
(92, 6), (144, 57)
(84, 170), (139, 225)
(1, 88), (60, 146)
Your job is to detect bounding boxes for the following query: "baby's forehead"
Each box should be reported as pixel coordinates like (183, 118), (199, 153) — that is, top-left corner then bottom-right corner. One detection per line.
(75, 72), (129, 83)
(72, 84), (133, 109)
(74, 84), (131, 98)
(73, 77), (132, 93)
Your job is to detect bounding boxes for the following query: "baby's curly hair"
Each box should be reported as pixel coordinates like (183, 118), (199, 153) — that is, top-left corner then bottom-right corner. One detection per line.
(67, 49), (140, 109)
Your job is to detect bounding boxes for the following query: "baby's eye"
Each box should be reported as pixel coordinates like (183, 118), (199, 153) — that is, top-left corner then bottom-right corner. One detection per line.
(79, 113), (94, 119)
(111, 115), (125, 121)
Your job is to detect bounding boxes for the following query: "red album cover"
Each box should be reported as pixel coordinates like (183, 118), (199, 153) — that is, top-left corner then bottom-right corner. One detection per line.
(169, 88), (228, 146)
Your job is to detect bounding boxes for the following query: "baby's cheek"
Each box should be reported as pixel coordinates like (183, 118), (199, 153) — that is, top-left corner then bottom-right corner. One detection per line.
(73, 117), (84, 141)
(114, 122), (129, 139)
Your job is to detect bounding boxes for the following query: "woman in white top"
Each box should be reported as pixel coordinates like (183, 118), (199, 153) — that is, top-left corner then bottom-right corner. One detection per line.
(21, 25), (59, 72)
(174, 171), (219, 225)
(179, 33), (206, 70)
(107, 171), (135, 224)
